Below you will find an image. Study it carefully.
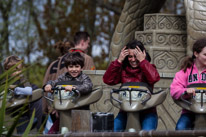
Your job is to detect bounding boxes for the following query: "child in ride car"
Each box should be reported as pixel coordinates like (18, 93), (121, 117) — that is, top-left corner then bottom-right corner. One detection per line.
(44, 52), (93, 95)
(43, 52), (93, 133)
(3, 55), (43, 134)
(170, 38), (206, 130)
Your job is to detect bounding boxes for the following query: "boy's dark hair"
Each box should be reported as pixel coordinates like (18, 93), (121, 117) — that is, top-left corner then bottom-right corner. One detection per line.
(74, 31), (90, 45)
(3, 55), (22, 70)
(64, 52), (85, 68)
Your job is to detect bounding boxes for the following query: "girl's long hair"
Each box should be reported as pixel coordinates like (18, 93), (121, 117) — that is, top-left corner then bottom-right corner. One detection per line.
(122, 40), (151, 68)
(181, 38), (206, 72)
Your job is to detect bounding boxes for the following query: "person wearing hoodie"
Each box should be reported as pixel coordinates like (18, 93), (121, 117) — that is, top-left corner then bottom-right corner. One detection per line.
(170, 38), (206, 130)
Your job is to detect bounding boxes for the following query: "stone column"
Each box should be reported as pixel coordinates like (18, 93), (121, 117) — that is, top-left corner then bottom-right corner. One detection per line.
(135, 14), (187, 130)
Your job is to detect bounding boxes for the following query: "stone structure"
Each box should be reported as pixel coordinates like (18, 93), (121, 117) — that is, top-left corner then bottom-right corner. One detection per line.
(49, 0), (206, 133)
(185, 0), (206, 56)
(85, 13), (188, 130)
(135, 13), (187, 130)
(109, 0), (166, 61)
(136, 14), (187, 77)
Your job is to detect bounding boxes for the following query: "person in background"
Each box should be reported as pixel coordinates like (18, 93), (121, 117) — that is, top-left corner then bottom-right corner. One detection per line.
(103, 40), (160, 131)
(170, 38), (206, 130)
(69, 31), (95, 70)
(3, 55), (43, 134)
(43, 40), (74, 85)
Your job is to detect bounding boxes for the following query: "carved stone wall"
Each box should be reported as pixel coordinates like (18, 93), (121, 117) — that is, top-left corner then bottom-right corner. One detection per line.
(135, 14), (187, 130)
(136, 14), (187, 76)
(184, 0), (206, 56)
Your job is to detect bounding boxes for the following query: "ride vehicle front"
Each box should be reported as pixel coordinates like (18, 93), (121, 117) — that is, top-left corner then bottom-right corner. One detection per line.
(174, 83), (206, 129)
(110, 82), (167, 131)
(44, 81), (102, 131)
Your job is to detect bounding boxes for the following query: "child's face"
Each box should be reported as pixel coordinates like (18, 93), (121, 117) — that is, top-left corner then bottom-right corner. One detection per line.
(128, 49), (138, 68)
(67, 64), (82, 77)
(11, 64), (22, 77)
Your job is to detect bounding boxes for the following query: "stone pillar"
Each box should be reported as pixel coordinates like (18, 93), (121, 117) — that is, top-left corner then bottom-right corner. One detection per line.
(184, 0), (206, 56)
(135, 14), (187, 130)
(136, 14), (187, 78)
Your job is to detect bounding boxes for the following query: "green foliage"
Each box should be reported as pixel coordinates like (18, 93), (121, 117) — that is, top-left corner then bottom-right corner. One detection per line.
(0, 61), (35, 136)
(27, 63), (47, 87)
(0, 0), (126, 70)
(0, 74), (8, 135)
(6, 99), (30, 137)
(22, 109), (35, 137)
(93, 49), (109, 69)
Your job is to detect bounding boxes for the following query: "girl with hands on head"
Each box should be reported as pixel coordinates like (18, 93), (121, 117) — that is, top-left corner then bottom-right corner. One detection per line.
(103, 40), (160, 131)
(118, 44), (148, 65)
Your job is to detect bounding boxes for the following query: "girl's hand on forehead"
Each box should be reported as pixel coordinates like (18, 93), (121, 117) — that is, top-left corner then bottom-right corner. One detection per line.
(134, 46), (146, 62)
(118, 46), (129, 63)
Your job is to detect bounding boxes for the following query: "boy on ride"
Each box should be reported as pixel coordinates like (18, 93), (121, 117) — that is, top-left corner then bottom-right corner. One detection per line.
(44, 51), (93, 99)
(170, 38), (206, 130)
(44, 52), (93, 133)
(3, 55), (43, 134)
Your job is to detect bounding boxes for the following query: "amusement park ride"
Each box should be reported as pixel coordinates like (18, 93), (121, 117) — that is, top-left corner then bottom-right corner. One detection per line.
(2, 0), (206, 136)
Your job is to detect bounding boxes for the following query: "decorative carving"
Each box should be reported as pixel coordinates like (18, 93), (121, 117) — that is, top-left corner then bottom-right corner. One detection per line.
(153, 51), (185, 72)
(135, 33), (153, 46)
(154, 51), (178, 69)
(156, 33), (186, 47)
(144, 14), (186, 31)
(144, 15), (157, 30)
(135, 32), (187, 48)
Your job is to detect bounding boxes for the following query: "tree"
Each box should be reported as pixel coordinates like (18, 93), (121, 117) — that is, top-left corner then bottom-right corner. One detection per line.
(0, 0), (185, 87)
(0, 0), (13, 57)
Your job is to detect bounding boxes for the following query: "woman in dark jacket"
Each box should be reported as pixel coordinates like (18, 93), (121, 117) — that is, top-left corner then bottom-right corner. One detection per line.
(103, 40), (160, 131)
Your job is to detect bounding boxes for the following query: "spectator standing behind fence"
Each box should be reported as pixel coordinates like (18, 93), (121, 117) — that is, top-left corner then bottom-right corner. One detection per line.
(69, 31), (95, 70)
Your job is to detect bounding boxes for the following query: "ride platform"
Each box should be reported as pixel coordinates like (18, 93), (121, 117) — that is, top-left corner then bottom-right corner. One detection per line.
(8, 130), (206, 137)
